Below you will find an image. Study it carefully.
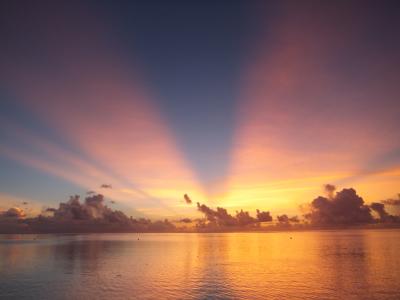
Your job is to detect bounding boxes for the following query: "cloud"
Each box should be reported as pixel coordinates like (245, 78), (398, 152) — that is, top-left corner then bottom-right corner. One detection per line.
(323, 184), (336, 199)
(256, 209), (273, 222)
(184, 194), (192, 204)
(179, 218), (192, 223)
(277, 215), (289, 223)
(196, 202), (272, 228)
(0, 193), (178, 233)
(305, 187), (373, 225)
(370, 201), (400, 223)
(277, 214), (299, 224)
(381, 194), (400, 206)
(235, 210), (257, 226)
(370, 202), (389, 221)
(196, 202), (238, 226)
(1, 187), (398, 234)
(48, 194), (129, 223)
(196, 202), (216, 222)
(0, 207), (26, 219)
(100, 184), (112, 189)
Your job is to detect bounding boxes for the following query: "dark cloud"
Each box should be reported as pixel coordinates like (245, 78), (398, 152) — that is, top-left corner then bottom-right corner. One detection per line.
(305, 187), (373, 225)
(196, 202), (236, 226)
(184, 194), (192, 204)
(48, 194), (130, 223)
(196, 202), (272, 228)
(277, 214), (299, 224)
(323, 184), (336, 199)
(370, 202), (400, 223)
(197, 202), (216, 222)
(381, 194), (400, 206)
(148, 219), (175, 231)
(256, 209), (273, 222)
(196, 202), (226, 225)
(1, 187), (399, 234)
(0, 207), (26, 219)
(100, 184), (112, 189)
(22, 201), (28, 205)
(212, 207), (237, 226)
(277, 214), (289, 223)
(86, 190), (96, 195)
(179, 218), (192, 223)
(0, 207), (28, 234)
(0, 194), (177, 233)
(370, 202), (389, 221)
(235, 210), (257, 226)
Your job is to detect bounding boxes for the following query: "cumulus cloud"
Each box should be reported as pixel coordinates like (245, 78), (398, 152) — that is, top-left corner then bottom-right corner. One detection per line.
(277, 214), (289, 223)
(370, 201), (400, 223)
(196, 202), (216, 222)
(48, 194), (130, 223)
(0, 207), (28, 234)
(196, 202), (237, 226)
(196, 202), (272, 228)
(184, 194), (192, 204)
(256, 209), (273, 222)
(1, 186), (398, 234)
(235, 210), (257, 226)
(323, 184), (336, 199)
(305, 187), (373, 225)
(0, 207), (26, 219)
(196, 203), (237, 226)
(370, 202), (389, 221)
(0, 193), (177, 233)
(277, 214), (299, 224)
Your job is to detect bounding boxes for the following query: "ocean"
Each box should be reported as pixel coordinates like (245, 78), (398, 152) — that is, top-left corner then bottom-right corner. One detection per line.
(1, 229), (399, 299)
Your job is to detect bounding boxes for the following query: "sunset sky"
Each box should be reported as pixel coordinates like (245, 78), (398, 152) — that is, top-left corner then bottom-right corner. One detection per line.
(0, 1), (399, 219)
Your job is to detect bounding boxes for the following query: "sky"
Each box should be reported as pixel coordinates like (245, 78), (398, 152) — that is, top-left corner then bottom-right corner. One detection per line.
(0, 0), (399, 219)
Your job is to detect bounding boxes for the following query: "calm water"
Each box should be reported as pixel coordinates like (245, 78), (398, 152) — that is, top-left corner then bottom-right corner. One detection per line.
(0, 230), (399, 299)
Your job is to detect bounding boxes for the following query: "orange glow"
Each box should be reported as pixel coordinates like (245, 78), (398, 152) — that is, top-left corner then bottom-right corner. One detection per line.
(2, 55), (205, 219)
(0, 193), (42, 217)
(217, 6), (400, 214)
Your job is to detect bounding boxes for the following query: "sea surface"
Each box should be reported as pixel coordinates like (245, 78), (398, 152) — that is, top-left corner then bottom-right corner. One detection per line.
(0, 230), (399, 299)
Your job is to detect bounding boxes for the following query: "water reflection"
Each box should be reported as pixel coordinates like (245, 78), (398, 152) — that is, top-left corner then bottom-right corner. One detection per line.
(0, 231), (399, 299)
(316, 231), (370, 299)
(196, 234), (236, 299)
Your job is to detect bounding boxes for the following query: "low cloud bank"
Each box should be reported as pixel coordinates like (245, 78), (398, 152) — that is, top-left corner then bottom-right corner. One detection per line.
(0, 185), (399, 233)
(277, 214), (299, 224)
(195, 202), (272, 229)
(0, 194), (175, 233)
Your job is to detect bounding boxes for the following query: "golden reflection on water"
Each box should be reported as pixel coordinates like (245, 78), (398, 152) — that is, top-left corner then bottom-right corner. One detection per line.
(0, 230), (400, 299)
